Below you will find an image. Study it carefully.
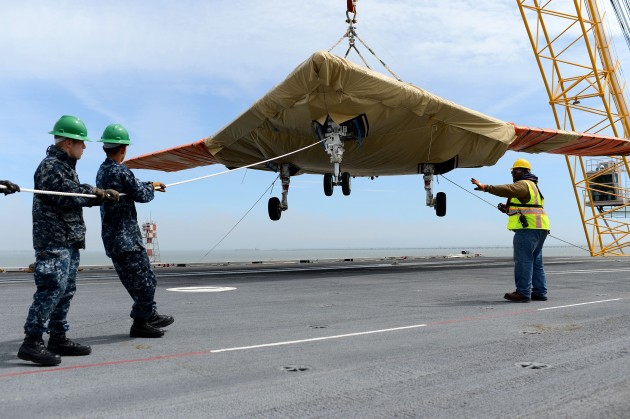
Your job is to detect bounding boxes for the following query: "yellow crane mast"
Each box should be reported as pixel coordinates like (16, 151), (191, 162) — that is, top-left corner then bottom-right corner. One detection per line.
(517, 0), (630, 256)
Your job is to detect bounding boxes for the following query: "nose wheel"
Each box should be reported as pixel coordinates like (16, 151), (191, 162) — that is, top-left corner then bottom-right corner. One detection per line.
(313, 115), (366, 199)
(341, 172), (351, 196)
(323, 171), (352, 196)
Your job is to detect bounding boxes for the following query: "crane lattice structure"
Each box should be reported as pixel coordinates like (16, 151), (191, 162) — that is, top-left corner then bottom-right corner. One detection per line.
(517, 0), (630, 256)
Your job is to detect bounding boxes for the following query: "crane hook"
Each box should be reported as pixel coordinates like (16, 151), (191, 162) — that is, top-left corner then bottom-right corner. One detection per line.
(346, 0), (357, 23)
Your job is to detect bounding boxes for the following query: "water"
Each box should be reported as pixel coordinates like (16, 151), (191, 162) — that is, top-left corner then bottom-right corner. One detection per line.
(0, 246), (589, 269)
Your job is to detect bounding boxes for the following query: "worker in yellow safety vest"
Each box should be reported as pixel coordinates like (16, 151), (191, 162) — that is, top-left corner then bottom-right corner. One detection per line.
(471, 158), (550, 303)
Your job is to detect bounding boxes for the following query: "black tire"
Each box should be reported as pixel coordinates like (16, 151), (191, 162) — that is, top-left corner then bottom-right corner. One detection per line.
(341, 172), (351, 196)
(435, 192), (446, 217)
(268, 197), (281, 221)
(324, 173), (334, 196)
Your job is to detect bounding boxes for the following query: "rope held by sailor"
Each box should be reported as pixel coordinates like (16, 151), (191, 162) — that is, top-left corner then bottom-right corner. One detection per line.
(1, 141), (321, 198)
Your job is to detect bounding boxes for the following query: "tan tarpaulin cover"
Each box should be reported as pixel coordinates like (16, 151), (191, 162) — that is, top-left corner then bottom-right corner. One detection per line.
(125, 51), (630, 173)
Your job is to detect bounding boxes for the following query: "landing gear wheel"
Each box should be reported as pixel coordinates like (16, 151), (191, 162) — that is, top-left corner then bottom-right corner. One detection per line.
(435, 192), (446, 217)
(341, 172), (351, 196)
(324, 173), (334, 196)
(268, 197), (281, 221)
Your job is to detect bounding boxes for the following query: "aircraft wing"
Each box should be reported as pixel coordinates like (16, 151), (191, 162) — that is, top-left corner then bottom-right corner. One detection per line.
(125, 51), (630, 174)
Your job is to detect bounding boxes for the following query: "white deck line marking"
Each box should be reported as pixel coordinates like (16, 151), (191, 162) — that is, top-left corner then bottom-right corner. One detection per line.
(210, 324), (427, 353)
(548, 268), (630, 275)
(166, 286), (236, 292)
(537, 298), (623, 311)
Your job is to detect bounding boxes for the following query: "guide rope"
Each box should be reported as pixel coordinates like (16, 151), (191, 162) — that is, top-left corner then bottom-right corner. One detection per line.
(163, 141), (320, 188)
(0, 141), (321, 197)
(198, 175), (280, 261)
(0, 187), (97, 198)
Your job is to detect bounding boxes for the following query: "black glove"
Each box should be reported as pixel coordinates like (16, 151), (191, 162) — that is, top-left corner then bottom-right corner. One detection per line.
(0, 180), (20, 195)
(497, 203), (507, 213)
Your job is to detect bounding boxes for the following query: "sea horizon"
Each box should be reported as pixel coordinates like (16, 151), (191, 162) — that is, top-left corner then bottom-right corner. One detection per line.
(0, 245), (591, 269)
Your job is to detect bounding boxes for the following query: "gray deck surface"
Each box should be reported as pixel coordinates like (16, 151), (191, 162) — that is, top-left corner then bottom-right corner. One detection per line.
(1, 256), (629, 418)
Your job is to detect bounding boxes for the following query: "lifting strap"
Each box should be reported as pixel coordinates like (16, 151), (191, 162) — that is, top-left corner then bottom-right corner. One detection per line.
(347, 0), (357, 13)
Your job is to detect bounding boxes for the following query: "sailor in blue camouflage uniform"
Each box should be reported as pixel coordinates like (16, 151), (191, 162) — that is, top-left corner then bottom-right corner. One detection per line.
(96, 123), (174, 338)
(18, 115), (120, 366)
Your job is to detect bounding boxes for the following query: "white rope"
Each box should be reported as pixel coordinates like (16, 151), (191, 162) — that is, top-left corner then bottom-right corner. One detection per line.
(0, 185), (97, 198)
(0, 140), (322, 197)
(164, 141), (321, 188)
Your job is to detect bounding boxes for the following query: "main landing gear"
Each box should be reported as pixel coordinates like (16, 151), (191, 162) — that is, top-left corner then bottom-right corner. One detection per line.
(422, 163), (446, 217)
(268, 163), (291, 221)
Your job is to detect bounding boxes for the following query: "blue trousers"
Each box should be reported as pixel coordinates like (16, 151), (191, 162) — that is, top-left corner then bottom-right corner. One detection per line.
(24, 247), (80, 336)
(111, 251), (157, 321)
(513, 229), (549, 298)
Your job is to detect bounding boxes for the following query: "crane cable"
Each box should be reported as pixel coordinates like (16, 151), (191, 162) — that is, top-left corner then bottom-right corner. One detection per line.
(609, 0), (630, 51)
(328, 0), (402, 81)
(0, 141), (322, 198)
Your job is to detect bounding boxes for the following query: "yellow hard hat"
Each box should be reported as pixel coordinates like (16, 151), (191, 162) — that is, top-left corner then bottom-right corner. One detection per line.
(511, 158), (531, 170)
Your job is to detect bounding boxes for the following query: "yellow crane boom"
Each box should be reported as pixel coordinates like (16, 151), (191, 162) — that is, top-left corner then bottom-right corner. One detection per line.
(517, 0), (630, 256)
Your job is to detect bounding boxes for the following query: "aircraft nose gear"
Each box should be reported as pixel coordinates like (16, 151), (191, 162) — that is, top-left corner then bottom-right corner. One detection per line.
(422, 164), (446, 217)
(313, 114), (368, 197)
(268, 164), (291, 221)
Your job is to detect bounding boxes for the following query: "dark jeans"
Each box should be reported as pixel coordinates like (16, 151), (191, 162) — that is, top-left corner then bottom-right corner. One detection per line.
(513, 229), (549, 298)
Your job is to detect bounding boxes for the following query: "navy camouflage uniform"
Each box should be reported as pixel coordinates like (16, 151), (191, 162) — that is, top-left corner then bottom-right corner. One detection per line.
(25, 145), (97, 336)
(96, 158), (157, 321)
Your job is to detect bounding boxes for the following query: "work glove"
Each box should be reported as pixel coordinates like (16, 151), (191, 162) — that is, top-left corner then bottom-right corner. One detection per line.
(92, 188), (120, 204)
(497, 203), (508, 213)
(92, 188), (107, 204)
(104, 189), (120, 202)
(0, 180), (20, 195)
(470, 178), (485, 191)
(151, 182), (166, 192)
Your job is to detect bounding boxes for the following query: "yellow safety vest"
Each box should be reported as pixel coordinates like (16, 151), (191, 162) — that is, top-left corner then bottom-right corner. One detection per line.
(507, 180), (550, 230)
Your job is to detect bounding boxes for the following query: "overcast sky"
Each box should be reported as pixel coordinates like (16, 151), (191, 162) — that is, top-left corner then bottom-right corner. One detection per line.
(1, 0), (627, 263)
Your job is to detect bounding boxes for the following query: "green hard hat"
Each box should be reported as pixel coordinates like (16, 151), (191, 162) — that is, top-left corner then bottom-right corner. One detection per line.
(49, 115), (91, 141)
(99, 123), (131, 145)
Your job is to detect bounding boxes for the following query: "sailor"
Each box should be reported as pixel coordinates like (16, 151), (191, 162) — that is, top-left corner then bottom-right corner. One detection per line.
(18, 115), (120, 366)
(96, 123), (173, 338)
(0, 180), (20, 195)
(471, 158), (550, 303)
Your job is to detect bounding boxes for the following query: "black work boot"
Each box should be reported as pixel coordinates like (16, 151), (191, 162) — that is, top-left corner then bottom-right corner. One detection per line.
(130, 320), (164, 338)
(48, 333), (92, 356)
(17, 334), (61, 366)
(148, 312), (174, 328)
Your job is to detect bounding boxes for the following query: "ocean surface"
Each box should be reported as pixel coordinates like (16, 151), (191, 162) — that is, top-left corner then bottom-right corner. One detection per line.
(0, 246), (590, 268)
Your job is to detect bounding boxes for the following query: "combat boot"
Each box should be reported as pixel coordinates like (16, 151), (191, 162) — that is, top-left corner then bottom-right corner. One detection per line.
(47, 333), (92, 356)
(130, 320), (164, 338)
(17, 334), (61, 366)
(148, 312), (174, 328)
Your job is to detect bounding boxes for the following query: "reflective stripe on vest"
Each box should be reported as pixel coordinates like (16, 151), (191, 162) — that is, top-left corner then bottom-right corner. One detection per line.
(506, 180), (550, 230)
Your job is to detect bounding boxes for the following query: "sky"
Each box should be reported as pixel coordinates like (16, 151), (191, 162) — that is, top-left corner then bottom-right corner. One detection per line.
(1, 0), (628, 262)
